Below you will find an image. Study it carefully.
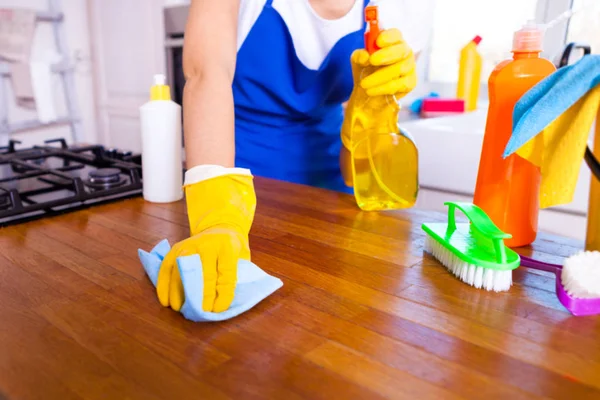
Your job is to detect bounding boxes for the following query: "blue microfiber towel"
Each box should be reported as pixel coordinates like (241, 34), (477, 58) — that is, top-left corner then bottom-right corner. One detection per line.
(138, 239), (283, 322)
(504, 55), (600, 158)
(500, 54), (600, 208)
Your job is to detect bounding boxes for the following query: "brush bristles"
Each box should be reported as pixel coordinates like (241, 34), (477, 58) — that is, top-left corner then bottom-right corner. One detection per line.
(425, 235), (512, 292)
(562, 251), (600, 299)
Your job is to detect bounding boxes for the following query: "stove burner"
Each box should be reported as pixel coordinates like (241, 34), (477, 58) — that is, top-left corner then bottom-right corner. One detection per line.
(86, 168), (126, 189)
(0, 138), (142, 227)
(0, 194), (11, 211)
(89, 168), (120, 183)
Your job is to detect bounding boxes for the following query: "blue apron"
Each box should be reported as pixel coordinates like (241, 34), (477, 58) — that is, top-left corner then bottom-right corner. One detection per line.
(232, 0), (367, 193)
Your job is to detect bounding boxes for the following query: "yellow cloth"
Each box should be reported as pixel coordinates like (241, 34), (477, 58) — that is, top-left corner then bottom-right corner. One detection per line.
(516, 85), (600, 208)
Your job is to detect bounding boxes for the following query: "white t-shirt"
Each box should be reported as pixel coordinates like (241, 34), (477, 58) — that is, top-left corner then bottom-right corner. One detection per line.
(237, 0), (437, 70)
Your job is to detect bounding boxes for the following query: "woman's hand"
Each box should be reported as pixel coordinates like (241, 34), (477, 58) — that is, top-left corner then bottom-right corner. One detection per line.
(155, 170), (256, 313)
(340, 29), (417, 187)
(157, 225), (248, 313)
(355, 28), (418, 98)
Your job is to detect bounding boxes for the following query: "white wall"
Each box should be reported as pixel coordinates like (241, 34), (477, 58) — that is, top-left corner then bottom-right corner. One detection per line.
(0, 0), (96, 146)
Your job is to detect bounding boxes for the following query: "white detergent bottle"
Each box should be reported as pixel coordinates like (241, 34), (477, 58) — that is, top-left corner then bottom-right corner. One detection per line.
(139, 74), (183, 203)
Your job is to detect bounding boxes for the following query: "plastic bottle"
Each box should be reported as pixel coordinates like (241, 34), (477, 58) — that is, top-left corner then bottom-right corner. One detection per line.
(346, 4), (419, 211)
(457, 35), (483, 111)
(473, 22), (556, 247)
(139, 74), (183, 203)
(586, 108), (600, 251)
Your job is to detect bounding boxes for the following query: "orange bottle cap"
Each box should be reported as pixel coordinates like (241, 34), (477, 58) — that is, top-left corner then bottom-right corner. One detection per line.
(513, 21), (543, 52)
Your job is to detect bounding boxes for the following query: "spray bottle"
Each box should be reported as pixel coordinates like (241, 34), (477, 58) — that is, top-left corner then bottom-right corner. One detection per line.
(473, 22), (556, 247)
(457, 36), (483, 111)
(139, 74), (183, 203)
(343, 4), (419, 211)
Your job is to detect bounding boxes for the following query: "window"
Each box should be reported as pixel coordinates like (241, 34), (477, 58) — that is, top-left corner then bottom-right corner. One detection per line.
(567, 0), (600, 54)
(417, 0), (599, 99)
(427, 0), (539, 84)
(406, 0), (599, 213)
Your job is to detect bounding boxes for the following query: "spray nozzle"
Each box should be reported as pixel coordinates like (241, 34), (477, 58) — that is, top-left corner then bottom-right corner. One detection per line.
(365, 5), (378, 22)
(364, 5), (381, 54)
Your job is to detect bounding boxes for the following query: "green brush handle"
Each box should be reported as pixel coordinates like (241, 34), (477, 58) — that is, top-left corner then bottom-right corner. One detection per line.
(445, 202), (512, 264)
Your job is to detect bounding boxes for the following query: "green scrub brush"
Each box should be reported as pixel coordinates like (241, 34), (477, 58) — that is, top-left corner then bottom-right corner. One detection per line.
(422, 202), (520, 292)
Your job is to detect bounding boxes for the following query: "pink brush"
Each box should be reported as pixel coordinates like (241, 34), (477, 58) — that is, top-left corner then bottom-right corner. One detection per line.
(520, 255), (600, 316)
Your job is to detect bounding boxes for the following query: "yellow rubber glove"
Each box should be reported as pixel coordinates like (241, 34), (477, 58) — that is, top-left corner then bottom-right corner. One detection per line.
(156, 171), (256, 313)
(359, 28), (417, 97)
(340, 28), (417, 187)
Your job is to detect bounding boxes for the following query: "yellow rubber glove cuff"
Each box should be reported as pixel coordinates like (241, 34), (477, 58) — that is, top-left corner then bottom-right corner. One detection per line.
(156, 173), (256, 313)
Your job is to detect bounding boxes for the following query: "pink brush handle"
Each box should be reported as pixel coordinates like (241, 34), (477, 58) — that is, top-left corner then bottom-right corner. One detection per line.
(519, 255), (561, 275)
(520, 255), (600, 316)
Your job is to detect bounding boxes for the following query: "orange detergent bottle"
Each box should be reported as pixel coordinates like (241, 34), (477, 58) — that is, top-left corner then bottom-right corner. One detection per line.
(457, 35), (483, 111)
(473, 22), (556, 247)
(342, 4), (419, 211)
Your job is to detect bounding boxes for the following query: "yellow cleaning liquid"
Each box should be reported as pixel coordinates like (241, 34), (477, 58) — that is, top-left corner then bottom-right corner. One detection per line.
(457, 36), (483, 111)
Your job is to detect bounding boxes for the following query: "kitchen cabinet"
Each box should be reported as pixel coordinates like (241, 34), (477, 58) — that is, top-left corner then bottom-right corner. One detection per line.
(89, 0), (166, 153)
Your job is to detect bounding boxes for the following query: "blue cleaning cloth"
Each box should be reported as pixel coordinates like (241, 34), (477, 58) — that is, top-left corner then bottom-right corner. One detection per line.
(138, 239), (283, 322)
(504, 55), (600, 158)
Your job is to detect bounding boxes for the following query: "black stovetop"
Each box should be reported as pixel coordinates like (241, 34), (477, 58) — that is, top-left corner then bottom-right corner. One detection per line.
(0, 138), (143, 226)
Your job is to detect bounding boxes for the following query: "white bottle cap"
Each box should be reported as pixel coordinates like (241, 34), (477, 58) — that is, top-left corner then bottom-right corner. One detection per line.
(512, 20), (544, 52)
(153, 74), (166, 86)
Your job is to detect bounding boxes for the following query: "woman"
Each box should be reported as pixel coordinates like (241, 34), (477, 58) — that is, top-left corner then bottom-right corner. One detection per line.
(156, 0), (435, 313)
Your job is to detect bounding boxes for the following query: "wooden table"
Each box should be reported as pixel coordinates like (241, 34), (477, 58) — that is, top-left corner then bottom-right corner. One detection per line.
(1, 177), (598, 400)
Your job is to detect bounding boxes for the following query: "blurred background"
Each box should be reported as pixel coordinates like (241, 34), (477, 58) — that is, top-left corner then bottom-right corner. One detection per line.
(1, 0), (599, 239)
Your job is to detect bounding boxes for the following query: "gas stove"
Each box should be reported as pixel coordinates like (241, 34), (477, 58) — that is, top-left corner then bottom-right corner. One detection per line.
(0, 138), (143, 226)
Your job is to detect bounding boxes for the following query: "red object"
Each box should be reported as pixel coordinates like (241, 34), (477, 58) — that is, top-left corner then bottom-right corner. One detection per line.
(421, 98), (465, 117)
(472, 35), (483, 46)
(364, 5), (380, 54)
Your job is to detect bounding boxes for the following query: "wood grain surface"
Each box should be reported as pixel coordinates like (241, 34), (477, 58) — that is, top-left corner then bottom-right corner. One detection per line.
(0, 177), (598, 400)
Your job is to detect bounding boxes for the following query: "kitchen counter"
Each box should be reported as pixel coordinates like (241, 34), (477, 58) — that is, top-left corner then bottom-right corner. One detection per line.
(1, 177), (599, 399)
